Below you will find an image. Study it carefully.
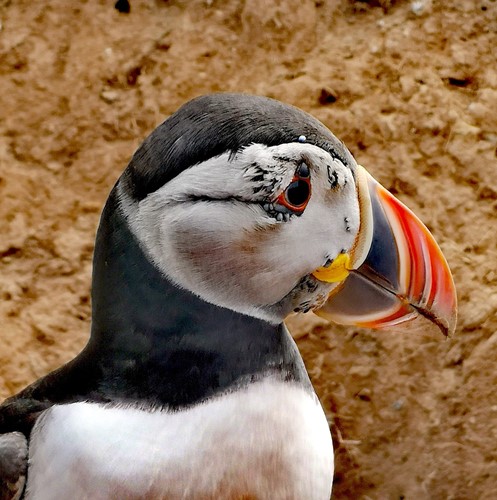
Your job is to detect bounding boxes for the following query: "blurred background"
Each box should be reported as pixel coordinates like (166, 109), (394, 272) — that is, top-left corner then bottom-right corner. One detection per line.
(0, 0), (496, 497)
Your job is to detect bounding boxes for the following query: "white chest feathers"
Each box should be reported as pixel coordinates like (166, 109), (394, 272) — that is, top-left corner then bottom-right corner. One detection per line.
(26, 380), (333, 500)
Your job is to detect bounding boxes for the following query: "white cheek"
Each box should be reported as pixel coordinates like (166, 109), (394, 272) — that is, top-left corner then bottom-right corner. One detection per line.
(165, 203), (304, 307)
(120, 142), (361, 320)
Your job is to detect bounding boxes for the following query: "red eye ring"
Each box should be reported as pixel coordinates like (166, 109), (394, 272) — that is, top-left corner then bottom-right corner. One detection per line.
(275, 172), (312, 215)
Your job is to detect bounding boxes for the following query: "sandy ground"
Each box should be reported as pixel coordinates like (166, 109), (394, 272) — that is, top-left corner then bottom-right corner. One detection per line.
(0, 0), (496, 498)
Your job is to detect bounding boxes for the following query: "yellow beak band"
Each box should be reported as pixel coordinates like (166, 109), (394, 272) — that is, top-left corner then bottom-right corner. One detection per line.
(312, 253), (351, 283)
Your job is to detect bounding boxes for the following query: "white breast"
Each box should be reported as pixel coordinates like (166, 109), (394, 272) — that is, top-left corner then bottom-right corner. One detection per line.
(26, 379), (333, 500)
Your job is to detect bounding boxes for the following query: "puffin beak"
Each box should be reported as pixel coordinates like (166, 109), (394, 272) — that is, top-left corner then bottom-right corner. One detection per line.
(313, 166), (457, 337)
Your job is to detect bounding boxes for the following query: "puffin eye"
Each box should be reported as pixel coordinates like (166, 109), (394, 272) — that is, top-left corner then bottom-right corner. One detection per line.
(285, 180), (310, 207)
(273, 164), (312, 216)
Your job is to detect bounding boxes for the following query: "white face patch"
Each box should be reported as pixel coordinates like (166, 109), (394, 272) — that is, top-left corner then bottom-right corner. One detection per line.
(120, 143), (360, 322)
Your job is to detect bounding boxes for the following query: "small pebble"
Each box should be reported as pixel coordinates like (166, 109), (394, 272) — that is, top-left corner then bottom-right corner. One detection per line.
(100, 90), (119, 104)
(392, 399), (404, 411)
(115, 0), (130, 14)
(411, 0), (430, 16)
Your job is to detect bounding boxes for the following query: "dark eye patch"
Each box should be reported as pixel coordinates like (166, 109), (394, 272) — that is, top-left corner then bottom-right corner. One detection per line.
(297, 162), (310, 178)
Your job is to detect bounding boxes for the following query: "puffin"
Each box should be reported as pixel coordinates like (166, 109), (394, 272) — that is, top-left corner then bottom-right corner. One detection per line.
(0, 93), (457, 500)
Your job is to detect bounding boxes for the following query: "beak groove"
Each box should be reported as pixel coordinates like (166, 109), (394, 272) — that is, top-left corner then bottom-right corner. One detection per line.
(315, 166), (457, 337)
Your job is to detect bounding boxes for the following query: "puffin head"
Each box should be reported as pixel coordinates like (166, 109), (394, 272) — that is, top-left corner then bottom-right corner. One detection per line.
(110, 93), (456, 336)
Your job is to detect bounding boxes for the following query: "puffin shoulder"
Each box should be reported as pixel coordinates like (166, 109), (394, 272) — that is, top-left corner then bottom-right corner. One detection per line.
(0, 432), (27, 500)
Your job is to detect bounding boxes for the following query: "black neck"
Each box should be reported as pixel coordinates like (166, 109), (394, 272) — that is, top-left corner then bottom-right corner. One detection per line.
(1, 185), (311, 434)
(84, 187), (311, 407)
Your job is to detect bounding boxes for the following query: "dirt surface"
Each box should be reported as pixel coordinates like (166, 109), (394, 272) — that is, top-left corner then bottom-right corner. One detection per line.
(1, 0), (496, 498)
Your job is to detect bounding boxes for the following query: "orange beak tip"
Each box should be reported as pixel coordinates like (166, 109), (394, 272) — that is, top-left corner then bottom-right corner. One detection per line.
(315, 165), (457, 338)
